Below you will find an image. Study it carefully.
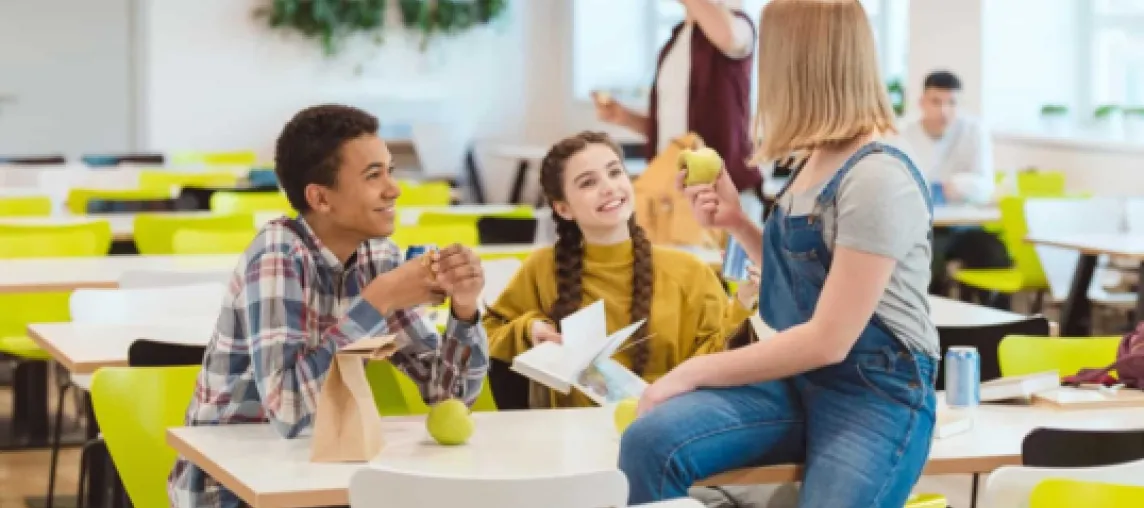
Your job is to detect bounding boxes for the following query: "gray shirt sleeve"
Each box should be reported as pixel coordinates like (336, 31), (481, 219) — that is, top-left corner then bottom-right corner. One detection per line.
(833, 154), (930, 261)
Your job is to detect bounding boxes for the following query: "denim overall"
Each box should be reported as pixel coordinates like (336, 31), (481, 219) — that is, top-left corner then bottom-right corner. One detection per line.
(619, 142), (938, 507)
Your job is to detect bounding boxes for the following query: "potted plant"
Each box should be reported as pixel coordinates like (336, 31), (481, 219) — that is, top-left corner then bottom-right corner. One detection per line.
(1124, 106), (1144, 142)
(1093, 104), (1124, 139)
(399, 0), (508, 51)
(255, 0), (388, 56)
(886, 78), (905, 118)
(1039, 104), (1070, 134)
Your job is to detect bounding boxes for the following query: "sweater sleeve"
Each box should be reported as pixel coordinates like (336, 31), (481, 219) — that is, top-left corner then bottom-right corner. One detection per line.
(687, 265), (749, 356)
(482, 252), (553, 363)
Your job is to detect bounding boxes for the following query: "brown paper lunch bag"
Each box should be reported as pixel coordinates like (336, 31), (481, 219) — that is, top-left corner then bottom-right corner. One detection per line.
(310, 335), (401, 463)
(632, 132), (724, 249)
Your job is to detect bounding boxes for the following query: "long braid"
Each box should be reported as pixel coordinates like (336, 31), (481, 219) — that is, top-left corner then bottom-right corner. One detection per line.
(627, 216), (654, 375)
(548, 216), (585, 325)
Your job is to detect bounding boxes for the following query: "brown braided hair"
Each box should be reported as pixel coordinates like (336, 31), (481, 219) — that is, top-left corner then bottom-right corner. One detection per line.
(539, 131), (654, 375)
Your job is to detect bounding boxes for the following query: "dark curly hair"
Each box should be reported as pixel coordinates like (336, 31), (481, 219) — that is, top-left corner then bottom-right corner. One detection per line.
(539, 131), (655, 375)
(274, 104), (379, 212)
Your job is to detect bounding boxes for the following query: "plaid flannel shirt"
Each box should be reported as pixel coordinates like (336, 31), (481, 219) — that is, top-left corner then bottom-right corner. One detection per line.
(168, 216), (489, 508)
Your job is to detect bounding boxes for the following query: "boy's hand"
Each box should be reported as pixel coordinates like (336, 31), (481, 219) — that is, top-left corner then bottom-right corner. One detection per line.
(433, 244), (485, 321)
(364, 251), (447, 313)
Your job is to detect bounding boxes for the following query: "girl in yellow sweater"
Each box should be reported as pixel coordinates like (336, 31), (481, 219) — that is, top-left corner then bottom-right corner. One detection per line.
(483, 131), (756, 409)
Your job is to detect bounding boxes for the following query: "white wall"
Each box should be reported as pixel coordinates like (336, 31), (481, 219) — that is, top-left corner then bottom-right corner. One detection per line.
(137, 0), (539, 164)
(0, 0), (135, 157)
(906, 0), (985, 116)
(995, 134), (1144, 197)
(982, 0), (1079, 130)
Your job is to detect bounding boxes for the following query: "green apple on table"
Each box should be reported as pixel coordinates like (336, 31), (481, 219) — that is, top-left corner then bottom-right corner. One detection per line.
(426, 398), (474, 445)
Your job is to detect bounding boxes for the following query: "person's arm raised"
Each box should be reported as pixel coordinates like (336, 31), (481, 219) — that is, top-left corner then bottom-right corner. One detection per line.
(679, 0), (752, 57)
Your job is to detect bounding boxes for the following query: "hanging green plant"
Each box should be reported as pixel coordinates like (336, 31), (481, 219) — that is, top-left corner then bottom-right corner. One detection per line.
(885, 78), (905, 117)
(398, 0), (508, 50)
(255, 0), (388, 56)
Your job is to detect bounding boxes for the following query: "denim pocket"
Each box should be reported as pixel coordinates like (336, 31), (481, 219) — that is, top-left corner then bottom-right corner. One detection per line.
(855, 349), (926, 411)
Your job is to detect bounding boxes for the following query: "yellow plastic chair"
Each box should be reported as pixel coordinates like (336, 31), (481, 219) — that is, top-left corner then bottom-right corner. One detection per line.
(133, 213), (255, 255)
(170, 150), (258, 167)
(172, 228), (258, 255)
(0, 222), (113, 361)
(90, 365), (201, 508)
(396, 181), (452, 207)
(0, 195), (52, 217)
(209, 191), (293, 215)
(952, 196), (1049, 299)
(905, 493), (948, 508)
(66, 188), (174, 214)
(998, 335), (1122, 378)
(1029, 478), (1144, 507)
(366, 361), (497, 416)
(415, 205), (535, 227)
(139, 170), (239, 191)
(391, 224), (479, 248)
(1016, 170), (1067, 197)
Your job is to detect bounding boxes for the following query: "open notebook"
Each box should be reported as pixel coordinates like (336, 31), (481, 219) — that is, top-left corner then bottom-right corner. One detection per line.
(511, 300), (647, 405)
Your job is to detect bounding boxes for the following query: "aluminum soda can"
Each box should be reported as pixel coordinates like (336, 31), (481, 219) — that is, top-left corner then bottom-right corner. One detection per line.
(721, 235), (752, 282)
(945, 346), (981, 408)
(404, 244), (436, 262)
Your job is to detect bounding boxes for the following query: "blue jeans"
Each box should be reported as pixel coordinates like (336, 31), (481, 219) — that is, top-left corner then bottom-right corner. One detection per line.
(618, 333), (937, 507)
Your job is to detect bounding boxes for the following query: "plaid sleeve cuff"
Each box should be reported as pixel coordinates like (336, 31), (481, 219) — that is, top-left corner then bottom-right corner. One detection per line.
(445, 312), (489, 366)
(334, 296), (388, 348)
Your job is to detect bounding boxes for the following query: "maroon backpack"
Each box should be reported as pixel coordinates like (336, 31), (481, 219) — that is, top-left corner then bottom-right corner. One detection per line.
(1066, 322), (1144, 388)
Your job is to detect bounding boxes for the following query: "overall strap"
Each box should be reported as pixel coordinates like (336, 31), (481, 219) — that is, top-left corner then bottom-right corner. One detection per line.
(769, 155), (809, 203)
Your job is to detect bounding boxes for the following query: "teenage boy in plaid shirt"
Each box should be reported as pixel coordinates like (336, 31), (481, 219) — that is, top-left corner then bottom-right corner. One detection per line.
(168, 104), (490, 508)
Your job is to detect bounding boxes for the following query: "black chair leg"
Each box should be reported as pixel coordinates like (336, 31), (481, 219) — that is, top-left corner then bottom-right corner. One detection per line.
(45, 382), (71, 508)
(969, 473), (979, 508)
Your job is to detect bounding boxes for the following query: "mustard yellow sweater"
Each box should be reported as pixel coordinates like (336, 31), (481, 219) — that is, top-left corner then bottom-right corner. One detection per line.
(483, 240), (754, 408)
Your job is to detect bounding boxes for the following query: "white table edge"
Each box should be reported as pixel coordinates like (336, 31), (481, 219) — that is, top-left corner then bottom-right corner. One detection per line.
(167, 427), (350, 508)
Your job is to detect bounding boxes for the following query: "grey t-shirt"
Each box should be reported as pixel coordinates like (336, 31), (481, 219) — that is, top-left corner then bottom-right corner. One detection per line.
(775, 152), (940, 358)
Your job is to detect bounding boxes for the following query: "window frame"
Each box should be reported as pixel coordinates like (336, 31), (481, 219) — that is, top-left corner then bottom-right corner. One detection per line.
(1080, 1), (1144, 111)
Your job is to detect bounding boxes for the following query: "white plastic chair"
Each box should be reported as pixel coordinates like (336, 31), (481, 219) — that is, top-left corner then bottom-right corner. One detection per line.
(481, 257), (523, 308)
(69, 282), (226, 325)
(981, 457), (1144, 508)
(1023, 197), (1133, 307)
(1126, 198), (1144, 234)
(116, 269), (231, 289)
(348, 466), (629, 508)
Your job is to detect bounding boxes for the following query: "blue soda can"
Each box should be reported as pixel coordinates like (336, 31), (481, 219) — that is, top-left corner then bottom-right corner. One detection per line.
(930, 182), (947, 206)
(721, 235), (752, 282)
(945, 346), (981, 408)
(404, 244), (435, 262)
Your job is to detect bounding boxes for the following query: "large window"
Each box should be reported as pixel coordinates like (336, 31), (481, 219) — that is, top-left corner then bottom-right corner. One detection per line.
(572, 0), (908, 106)
(1089, 0), (1144, 107)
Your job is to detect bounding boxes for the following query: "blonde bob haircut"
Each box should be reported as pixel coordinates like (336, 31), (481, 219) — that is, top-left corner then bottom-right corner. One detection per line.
(750, 0), (897, 164)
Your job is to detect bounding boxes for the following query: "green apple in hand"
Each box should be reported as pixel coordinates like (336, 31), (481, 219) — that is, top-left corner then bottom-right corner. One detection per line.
(678, 147), (724, 186)
(426, 398), (474, 445)
(613, 397), (640, 434)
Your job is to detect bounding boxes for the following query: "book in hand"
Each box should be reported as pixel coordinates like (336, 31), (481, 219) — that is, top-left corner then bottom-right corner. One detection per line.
(510, 300), (648, 406)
